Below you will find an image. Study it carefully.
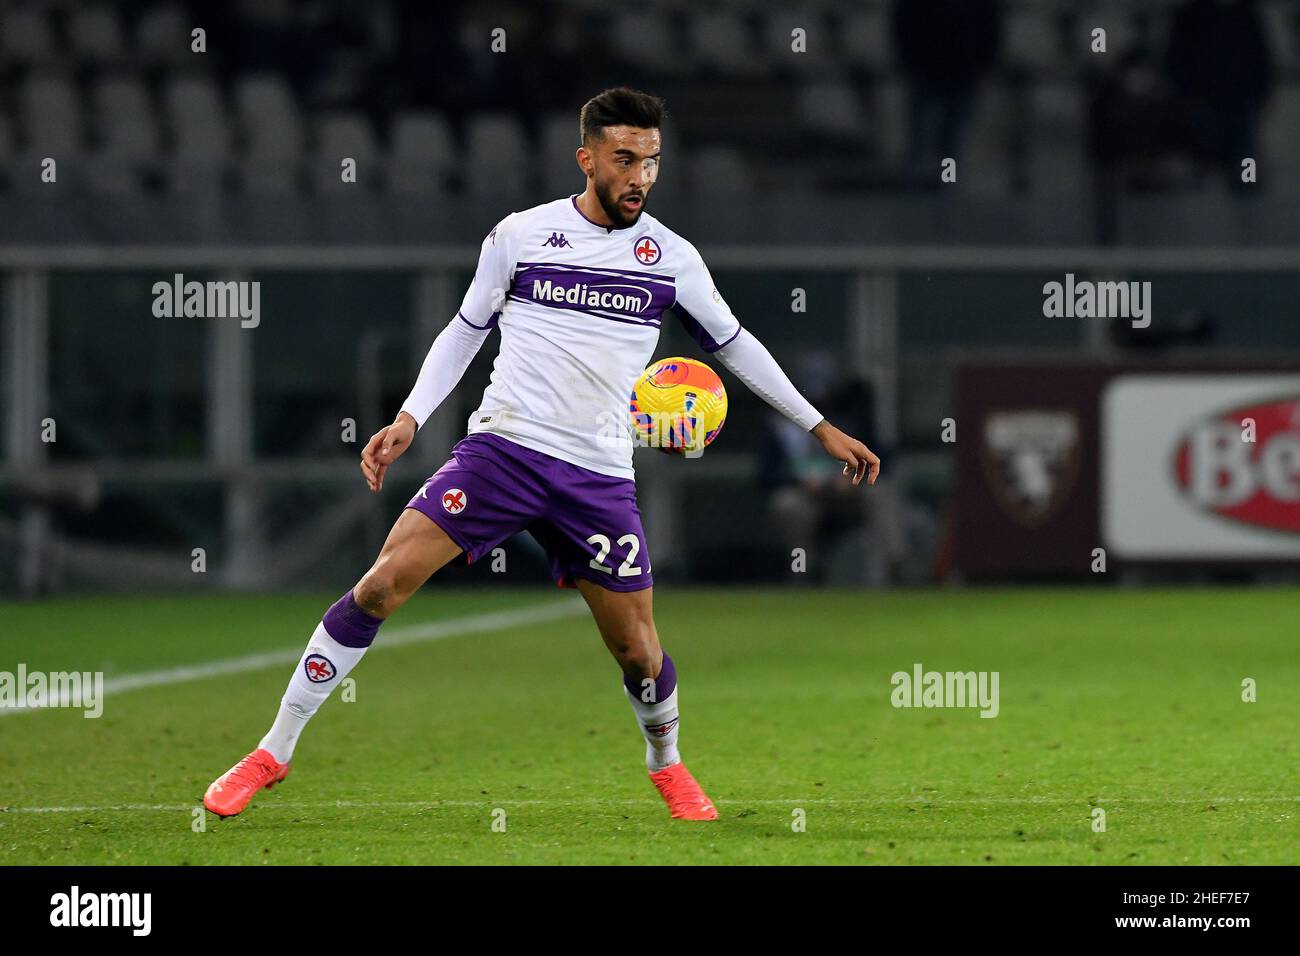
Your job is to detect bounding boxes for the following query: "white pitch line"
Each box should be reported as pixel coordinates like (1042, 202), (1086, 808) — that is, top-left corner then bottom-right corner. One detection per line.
(5, 796), (1298, 814)
(0, 597), (587, 717)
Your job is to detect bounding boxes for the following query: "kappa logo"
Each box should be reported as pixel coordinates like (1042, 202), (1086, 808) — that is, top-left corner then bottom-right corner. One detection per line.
(543, 232), (572, 248)
(303, 653), (336, 683)
(634, 236), (661, 265)
(442, 488), (468, 514)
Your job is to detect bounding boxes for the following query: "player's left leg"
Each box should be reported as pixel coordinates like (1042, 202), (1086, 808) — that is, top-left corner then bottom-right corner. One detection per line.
(524, 450), (717, 820)
(573, 580), (716, 820)
(573, 581), (672, 760)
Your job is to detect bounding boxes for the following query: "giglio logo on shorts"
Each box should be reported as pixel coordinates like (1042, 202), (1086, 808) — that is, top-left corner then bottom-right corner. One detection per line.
(1173, 396), (1300, 533)
(442, 488), (468, 514)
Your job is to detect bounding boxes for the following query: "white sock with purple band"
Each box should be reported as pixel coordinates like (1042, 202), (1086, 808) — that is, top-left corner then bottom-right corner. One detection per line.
(258, 590), (383, 764)
(623, 652), (681, 772)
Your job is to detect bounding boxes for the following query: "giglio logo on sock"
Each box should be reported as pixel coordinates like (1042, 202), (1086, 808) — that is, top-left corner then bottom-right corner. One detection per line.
(303, 654), (337, 683)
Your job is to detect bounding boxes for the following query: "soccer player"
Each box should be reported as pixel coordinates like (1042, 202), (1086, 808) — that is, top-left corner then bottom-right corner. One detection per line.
(204, 88), (880, 821)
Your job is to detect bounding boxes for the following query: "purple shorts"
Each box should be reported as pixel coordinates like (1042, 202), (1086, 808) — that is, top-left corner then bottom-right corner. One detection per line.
(405, 433), (653, 592)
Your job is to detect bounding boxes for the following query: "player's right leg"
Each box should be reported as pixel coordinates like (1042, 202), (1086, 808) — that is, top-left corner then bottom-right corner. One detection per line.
(202, 510), (461, 818)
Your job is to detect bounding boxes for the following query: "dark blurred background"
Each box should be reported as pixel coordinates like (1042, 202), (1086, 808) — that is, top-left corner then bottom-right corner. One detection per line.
(2, 0), (1299, 595)
(2, 0), (1299, 242)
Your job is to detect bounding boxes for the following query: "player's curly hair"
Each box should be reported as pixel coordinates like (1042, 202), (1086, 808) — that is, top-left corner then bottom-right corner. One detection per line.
(579, 87), (666, 145)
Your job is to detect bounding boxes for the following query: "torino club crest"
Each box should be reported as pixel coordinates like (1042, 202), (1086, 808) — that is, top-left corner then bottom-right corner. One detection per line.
(980, 409), (1081, 527)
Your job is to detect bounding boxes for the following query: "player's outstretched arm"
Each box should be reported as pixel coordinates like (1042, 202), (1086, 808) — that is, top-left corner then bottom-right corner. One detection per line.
(359, 311), (493, 492)
(670, 240), (880, 487)
(810, 418), (880, 487)
(713, 327), (881, 487)
(360, 411), (417, 492)
(359, 216), (515, 492)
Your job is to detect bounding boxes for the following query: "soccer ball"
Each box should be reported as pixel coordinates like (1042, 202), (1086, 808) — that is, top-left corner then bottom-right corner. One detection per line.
(630, 356), (728, 455)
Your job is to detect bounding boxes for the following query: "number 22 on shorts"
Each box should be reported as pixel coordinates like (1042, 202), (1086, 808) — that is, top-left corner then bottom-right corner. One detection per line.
(586, 533), (647, 577)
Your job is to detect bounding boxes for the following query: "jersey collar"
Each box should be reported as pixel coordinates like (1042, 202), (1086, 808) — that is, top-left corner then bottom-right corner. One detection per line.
(570, 194), (638, 233)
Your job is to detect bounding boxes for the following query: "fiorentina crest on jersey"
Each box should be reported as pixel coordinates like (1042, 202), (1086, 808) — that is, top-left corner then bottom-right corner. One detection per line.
(442, 488), (468, 514)
(303, 653), (336, 683)
(634, 236), (661, 265)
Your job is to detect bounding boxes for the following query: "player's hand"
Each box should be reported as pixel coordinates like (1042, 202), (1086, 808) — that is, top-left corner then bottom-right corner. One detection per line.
(360, 412), (417, 492)
(812, 419), (880, 487)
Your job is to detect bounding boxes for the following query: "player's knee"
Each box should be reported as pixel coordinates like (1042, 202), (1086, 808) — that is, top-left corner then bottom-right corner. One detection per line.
(354, 565), (398, 618)
(609, 618), (659, 679)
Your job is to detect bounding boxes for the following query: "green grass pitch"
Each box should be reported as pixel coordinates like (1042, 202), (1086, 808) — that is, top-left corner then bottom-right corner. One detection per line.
(1, 587), (1296, 865)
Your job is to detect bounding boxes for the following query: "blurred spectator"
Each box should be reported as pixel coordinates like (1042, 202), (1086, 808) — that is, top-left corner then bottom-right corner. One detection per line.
(1088, 44), (1185, 190)
(760, 354), (878, 583)
(1164, 0), (1273, 183)
(892, 0), (1002, 187)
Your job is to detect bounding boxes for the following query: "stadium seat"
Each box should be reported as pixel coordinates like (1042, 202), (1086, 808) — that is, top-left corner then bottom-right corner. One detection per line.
(136, 2), (194, 65)
(1261, 0), (1299, 74)
(88, 76), (159, 193)
(464, 114), (530, 196)
(691, 146), (754, 193)
(386, 110), (455, 195)
(1261, 84), (1300, 195)
(13, 74), (81, 193)
(839, 4), (892, 75)
(873, 78), (909, 170)
(763, 9), (835, 76)
(798, 79), (868, 146)
(68, 4), (126, 65)
(610, 11), (688, 75)
(1004, 6), (1062, 75)
(1028, 84), (1087, 195)
(236, 75), (301, 146)
(1086, 2), (1139, 57)
(0, 115), (13, 190)
(235, 74), (305, 193)
(0, 8), (56, 67)
(963, 80), (1014, 197)
(164, 74), (232, 191)
(687, 11), (765, 77)
(94, 76), (157, 157)
(19, 74), (81, 156)
(313, 111), (380, 192)
(539, 112), (581, 198)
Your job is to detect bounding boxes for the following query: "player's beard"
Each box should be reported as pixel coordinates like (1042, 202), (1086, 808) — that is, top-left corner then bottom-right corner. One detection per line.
(595, 176), (646, 229)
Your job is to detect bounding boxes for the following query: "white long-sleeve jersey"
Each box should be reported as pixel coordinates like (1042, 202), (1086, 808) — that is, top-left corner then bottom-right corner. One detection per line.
(400, 195), (823, 479)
